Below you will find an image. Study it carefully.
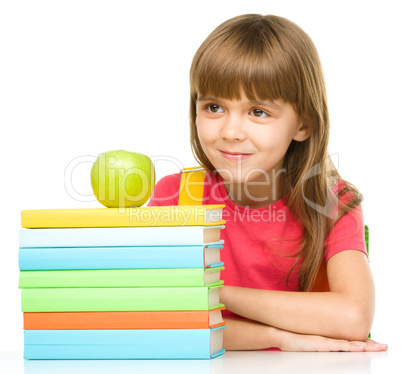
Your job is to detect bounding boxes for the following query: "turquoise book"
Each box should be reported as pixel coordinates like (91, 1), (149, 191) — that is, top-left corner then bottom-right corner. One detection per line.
(24, 327), (226, 359)
(18, 244), (223, 270)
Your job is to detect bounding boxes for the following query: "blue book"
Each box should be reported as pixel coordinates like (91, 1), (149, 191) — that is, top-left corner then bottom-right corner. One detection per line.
(24, 327), (226, 359)
(19, 226), (224, 248)
(18, 244), (223, 270)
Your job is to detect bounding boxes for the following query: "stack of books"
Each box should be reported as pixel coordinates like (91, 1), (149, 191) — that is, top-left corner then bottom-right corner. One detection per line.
(18, 205), (227, 360)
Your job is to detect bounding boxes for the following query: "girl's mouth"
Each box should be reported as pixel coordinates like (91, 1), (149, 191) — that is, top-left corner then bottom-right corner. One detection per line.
(219, 150), (252, 161)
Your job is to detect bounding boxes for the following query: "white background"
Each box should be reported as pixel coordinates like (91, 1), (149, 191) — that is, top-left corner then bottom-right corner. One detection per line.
(1, 0), (401, 352)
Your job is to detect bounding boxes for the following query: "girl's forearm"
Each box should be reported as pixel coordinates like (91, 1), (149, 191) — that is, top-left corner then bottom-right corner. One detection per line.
(222, 317), (281, 350)
(222, 317), (387, 352)
(220, 286), (372, 341)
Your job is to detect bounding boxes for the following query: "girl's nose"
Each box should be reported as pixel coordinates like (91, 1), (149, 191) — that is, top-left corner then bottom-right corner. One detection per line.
(220, 115), (246, 141)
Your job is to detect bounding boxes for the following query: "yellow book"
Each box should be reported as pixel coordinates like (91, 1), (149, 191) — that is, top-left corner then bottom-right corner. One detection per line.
(21, 205), (225, 228)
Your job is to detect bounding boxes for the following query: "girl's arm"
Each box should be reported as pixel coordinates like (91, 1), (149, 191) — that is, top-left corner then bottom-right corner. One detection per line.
(220, 250), (375, 341)
(223, 318), (387, 352)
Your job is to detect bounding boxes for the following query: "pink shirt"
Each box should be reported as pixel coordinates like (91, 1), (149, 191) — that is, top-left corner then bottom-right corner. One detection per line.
(148, 171), (367, 317)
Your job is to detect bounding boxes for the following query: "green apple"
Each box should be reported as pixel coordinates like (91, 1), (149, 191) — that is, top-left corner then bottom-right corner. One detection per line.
(91, 150), (155, 208)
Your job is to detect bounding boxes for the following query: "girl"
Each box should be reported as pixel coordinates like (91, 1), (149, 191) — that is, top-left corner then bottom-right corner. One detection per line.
(148, 14), (388, 352)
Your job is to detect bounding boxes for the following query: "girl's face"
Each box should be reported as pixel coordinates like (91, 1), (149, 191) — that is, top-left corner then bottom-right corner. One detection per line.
(196, 91), (309, 184)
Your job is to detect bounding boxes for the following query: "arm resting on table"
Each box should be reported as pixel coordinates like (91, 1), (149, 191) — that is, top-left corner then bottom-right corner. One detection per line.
(220, 250), (375, 341)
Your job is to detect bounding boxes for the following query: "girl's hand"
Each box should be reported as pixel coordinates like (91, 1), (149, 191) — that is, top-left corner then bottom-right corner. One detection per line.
(278, 329), (388, 352)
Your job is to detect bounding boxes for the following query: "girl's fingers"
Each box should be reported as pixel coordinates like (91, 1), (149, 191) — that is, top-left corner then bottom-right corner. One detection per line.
(315, 337), (364, 352)
(337, 342), (364, 352)
(323, 338), (388, 352)
(350, 340), (388, 352)
(280, 331), (388, 352)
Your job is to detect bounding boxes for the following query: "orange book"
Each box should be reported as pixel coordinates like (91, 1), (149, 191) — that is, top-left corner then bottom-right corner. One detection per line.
(23, 308), (226, 330)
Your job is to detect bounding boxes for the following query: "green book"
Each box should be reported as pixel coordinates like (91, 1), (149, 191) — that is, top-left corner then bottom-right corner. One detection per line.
(21, 286), (224, 312)
(19, 268), (224, 289)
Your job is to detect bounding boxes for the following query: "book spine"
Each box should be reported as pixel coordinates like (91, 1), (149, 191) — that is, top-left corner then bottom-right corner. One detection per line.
(21, 206), (225, 228)
(19, 268), (224, 288)
(23, 309), (226, 330)
(24, 328), (226, 359)
(18, 245), (223, 270)
(19, 226), (224, 248)
(21, 287), (224, 312)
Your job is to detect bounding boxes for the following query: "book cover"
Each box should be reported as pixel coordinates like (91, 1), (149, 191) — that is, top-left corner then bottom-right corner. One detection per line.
(23, 307), (226, 330)
(19, 226), (224, 248)
(21, 205), (226, 228)
(18, 244), (223, 270)
(19, 268), (224, 288)
(24, 326), (226, 359)
(21, 285), (224, 312)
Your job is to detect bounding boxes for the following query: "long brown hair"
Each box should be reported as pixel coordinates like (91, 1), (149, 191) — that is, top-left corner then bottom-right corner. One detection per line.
(189, 14), (363, 291)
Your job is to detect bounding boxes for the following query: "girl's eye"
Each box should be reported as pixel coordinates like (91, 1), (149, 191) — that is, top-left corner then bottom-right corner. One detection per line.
(206, 104), (224, 113)
(250, 109), (268, 117)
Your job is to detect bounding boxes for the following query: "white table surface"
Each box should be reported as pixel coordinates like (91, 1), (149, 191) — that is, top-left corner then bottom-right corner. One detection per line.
(0, 349), (397, 374)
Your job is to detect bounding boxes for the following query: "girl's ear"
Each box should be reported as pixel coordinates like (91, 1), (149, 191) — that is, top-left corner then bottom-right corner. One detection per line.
(293, 122), (310, 142)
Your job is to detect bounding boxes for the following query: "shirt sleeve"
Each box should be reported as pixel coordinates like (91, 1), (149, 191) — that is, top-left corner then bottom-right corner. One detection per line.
(324, 203), (367, 262)
(147, 173), (181, 207)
